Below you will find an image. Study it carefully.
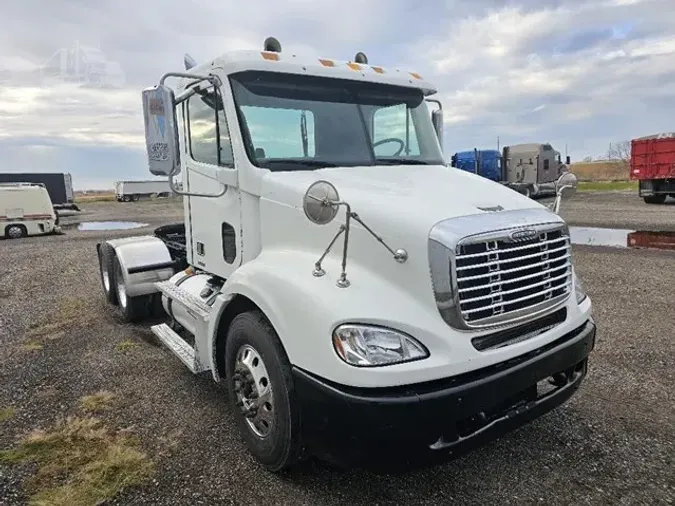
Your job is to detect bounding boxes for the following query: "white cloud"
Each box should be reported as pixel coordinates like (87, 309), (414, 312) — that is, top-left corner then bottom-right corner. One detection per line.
(1, 0), (675, 186)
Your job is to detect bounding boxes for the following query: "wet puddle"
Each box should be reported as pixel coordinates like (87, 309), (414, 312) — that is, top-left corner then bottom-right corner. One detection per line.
(77, 221), (148, 231)
(570, 227), (675, 251)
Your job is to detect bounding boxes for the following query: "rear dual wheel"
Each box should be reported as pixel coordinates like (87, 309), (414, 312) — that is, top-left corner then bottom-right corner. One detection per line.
(98, 242), (152, 323)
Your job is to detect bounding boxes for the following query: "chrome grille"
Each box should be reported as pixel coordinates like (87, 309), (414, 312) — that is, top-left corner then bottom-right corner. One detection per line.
(454, 227), (572, 326)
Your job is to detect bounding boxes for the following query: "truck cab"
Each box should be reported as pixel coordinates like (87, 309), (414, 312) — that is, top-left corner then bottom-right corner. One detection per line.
(503, 143), (571, 198)
(96, 39), (594, 472)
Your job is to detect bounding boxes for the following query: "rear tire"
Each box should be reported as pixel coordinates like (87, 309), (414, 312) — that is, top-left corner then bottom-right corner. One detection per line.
(5, 225), (27, 239)
(98, 243), (118, 305)
(112, 256), (150, 323)
(225, 310), (303, 473)
(644, 195), (666, 204)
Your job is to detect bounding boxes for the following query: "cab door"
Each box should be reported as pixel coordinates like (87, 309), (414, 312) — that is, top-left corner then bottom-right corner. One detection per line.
(181, 81), (241, 280)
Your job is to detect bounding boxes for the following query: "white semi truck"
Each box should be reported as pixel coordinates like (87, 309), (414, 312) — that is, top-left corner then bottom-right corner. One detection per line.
(114, 179), (173, 202)
(96, 38), (595, 472)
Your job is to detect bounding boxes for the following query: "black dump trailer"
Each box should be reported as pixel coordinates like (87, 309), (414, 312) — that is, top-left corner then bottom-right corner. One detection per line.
(0, 173), (79, 211)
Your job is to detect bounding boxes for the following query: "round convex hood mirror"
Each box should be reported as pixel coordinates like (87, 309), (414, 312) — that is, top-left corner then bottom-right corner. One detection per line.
(556, 172), (578, 199)
(303, 180), (341, 225)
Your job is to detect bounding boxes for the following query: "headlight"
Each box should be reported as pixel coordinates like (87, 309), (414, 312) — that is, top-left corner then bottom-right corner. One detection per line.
(574, 270), (587, 304)
(332, 324), (429, 367)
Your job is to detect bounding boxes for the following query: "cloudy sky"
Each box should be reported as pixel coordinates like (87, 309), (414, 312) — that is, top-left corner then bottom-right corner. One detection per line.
(1, 0), (674, 189)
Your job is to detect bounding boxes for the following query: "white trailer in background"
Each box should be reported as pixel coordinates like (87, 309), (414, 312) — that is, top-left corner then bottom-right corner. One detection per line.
(114, 179), (173, 202)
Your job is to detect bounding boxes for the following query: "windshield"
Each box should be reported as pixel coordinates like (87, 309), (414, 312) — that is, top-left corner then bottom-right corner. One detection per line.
(229, 71), (444, 171)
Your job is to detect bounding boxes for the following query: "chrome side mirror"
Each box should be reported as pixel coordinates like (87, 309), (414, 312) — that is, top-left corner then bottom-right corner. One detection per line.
(549, 172), (578, 214)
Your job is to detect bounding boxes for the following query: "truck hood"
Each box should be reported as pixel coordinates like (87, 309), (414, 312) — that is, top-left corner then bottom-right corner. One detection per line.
(260, 164), (544, 233)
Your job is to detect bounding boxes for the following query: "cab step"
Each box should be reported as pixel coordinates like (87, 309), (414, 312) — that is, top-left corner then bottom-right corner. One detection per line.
(155, 280), (211, 319)
(150, 323), (210, 373)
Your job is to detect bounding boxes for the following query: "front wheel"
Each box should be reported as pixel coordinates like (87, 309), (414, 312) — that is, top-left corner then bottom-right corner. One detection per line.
(225, 311), (304, 472)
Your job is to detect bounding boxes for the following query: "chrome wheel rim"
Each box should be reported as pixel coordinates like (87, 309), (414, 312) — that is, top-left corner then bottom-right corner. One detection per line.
(233, 344), (274, 438)
(8, 226), (22, 239)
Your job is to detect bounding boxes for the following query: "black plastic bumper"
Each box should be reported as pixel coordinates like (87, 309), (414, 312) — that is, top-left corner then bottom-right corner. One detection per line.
(293, 320), (596, 471)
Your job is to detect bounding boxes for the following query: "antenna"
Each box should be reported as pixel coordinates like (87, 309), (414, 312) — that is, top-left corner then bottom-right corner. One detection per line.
(184, 53), (197, 70)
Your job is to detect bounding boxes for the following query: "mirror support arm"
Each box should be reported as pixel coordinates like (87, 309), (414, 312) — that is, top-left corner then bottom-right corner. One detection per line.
(158, 72), (227, 199)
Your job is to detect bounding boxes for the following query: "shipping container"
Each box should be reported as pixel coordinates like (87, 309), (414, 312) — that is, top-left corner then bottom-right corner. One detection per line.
(630, 133), (675, 204)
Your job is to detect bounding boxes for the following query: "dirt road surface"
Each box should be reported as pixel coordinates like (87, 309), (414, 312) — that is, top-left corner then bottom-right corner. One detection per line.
(1, 195), (673, 505)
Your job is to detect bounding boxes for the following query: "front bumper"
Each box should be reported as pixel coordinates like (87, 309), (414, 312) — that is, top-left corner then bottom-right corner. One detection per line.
(293, 319), (596, 471)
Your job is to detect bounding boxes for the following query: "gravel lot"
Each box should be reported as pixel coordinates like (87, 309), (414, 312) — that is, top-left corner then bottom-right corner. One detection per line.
(1, 193), (673, 506)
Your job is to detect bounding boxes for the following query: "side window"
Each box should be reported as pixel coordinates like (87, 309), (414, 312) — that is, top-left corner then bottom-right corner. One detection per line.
(187, 87), (234, 167)
(544, 159), (550, 171)
(372, 104), (420, 156)
(240, 106), (315, 158)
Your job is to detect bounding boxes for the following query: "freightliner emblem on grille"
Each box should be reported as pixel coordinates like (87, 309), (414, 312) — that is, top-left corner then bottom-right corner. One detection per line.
(508, 228), (538, 242)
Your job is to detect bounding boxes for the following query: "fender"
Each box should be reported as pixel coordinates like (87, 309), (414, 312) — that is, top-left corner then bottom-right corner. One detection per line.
(205, 248), (452, 388)
(106, 236), (175, 297)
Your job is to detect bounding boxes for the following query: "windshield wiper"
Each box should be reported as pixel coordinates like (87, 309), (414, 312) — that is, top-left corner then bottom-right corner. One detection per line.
(262, 159), (339, 170)
(375, 158), (431, 165)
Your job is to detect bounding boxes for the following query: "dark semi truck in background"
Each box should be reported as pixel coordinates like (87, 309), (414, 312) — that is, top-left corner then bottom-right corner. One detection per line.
(0, 172), (79, 211)
(451, 143), (571, 199)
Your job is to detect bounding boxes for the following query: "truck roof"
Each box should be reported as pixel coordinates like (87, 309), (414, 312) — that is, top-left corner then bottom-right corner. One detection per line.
(455, 149), (500, 158)
(507, 143), (543, 152)
(178, 49), (437, 96)
(634, 132), (675, 141)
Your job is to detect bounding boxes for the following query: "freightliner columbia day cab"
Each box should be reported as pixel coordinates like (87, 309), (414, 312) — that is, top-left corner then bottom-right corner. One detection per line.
(96, 38), (595, 472)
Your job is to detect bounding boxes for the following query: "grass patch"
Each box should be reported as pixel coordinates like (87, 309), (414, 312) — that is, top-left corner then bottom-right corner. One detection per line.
(115, 339), (139, 354)
(78, 392), (117, 414)
(0, 416), (154, 506)
(24, 296), (94, 347)
(578, 181), (638, 192)
(0, 407), (16, 422)
(74, 193), (116, 203)
(571, 161), (629, 181)
(21, 341), (44, 352)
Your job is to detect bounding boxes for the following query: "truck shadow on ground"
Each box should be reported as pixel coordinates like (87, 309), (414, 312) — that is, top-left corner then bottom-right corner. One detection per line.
(277, 408), (607, 504)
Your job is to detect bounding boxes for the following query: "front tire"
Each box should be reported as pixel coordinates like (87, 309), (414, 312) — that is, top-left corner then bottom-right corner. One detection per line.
(225, 311), (303, 472)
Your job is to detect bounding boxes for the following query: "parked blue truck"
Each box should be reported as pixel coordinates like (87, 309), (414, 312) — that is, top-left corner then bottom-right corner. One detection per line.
(451, 144), (571, 198)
